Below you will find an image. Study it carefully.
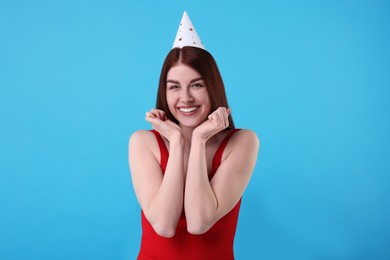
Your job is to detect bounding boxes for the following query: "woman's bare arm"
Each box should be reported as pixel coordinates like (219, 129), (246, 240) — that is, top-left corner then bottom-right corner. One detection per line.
(184, 108), (259, 234)
(129, 110), (185, 238)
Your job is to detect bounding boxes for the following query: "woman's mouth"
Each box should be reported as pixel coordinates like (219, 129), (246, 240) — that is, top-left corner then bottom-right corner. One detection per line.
(178, 106), (199, 113)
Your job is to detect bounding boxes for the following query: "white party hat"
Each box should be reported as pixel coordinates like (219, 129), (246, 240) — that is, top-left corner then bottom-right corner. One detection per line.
(172, 11), (205, 50)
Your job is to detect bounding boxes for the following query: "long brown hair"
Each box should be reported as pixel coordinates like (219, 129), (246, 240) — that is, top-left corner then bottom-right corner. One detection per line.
(156, 47), (235, 129)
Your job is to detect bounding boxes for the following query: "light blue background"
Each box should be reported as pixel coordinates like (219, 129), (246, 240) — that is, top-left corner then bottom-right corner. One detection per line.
(1, 0), (389, 259)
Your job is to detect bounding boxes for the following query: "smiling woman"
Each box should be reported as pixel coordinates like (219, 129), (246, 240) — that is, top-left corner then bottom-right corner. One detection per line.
(128, 11), (259, 260)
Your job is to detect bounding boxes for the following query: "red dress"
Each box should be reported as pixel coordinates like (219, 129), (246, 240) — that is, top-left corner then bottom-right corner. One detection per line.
(138, 129), (242, 260)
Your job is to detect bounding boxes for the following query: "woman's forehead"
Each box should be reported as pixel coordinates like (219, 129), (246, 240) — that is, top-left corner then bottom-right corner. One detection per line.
(167, 64), (202, 82)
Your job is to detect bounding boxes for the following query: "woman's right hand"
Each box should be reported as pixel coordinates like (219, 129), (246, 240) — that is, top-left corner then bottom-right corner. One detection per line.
(145, 109), (183, 143)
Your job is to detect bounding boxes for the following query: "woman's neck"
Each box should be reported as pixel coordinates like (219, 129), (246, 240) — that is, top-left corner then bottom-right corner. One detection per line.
(179, 125), (195, 147)
(179, 124), (226, 149)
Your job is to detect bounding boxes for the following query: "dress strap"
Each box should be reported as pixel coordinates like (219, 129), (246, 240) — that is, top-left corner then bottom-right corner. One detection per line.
(211, 129), (242, 175)
(149, 130), (168, 170)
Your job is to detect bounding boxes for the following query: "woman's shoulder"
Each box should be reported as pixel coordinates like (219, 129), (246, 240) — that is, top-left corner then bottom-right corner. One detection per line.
(129, 130), (158, 147)
(220, 128), (259, 169)
(233, 129), (259, 142)
(229, 128), (260, 150)
(129, 130), (161, 161)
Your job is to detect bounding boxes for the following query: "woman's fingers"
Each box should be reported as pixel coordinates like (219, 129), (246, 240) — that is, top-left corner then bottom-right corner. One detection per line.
(215, 109), (224, 128)
(145, 109), (164, 127)
(146, 108), (167, 121)
(210, 107), (230, 129)
(222, 108), (229, 127)
(156, 109), (166, 120)
(217, 107), (225, 127)
(220, 107), (230, 128)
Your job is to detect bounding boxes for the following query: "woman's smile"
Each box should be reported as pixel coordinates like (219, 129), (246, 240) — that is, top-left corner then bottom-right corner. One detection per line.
(178, 106), (199, 113)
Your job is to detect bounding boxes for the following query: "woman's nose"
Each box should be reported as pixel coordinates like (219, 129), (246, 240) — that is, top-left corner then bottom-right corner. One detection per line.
(181, 90), (194, 103)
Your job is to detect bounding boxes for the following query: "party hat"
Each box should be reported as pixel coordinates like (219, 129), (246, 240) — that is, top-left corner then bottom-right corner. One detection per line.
(172, 11), (205, 50)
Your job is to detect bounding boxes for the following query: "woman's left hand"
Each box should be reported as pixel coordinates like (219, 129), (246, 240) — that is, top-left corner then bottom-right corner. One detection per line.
(193, 107), (231, 141)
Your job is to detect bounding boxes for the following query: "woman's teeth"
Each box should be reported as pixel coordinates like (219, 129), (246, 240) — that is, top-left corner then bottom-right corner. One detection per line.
(179, 107), (197, 113)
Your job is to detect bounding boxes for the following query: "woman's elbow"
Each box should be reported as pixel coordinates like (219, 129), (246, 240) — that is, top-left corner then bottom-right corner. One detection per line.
(187, 221), (212, 235)
(153, 223), (176, 238)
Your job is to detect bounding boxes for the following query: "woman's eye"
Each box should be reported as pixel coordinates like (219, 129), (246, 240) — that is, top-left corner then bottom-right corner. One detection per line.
(169, 85), (180, 90)
(192, 83), (204, 88)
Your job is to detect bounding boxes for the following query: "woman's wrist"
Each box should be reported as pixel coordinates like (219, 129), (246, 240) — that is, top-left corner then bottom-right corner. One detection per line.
(170, 134), (185, 148)
(191, 132), (208, 145)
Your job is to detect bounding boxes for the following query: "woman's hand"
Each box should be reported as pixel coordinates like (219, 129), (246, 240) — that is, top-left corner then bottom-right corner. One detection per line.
(145, 109), (183, 143)
(193, 107), (231, 141)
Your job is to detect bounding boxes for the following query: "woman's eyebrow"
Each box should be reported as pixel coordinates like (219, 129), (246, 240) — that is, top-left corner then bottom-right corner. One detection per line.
(190, 77), (203, 84)
(166, 79), (180, 84)
(166, 77), (203, 84)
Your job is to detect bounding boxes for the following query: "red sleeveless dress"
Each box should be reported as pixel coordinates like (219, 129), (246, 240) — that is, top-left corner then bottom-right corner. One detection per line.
(138, 129), (242, 260)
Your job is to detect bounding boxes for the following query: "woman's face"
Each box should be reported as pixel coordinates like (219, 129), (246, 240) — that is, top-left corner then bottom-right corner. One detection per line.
(166, 63), (211, 128)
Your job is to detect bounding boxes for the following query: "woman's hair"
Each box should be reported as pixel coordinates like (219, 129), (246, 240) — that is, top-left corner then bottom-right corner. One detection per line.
(156, 46), (235, 129)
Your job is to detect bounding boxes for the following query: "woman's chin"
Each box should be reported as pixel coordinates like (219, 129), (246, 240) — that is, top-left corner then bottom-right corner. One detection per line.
(178, 118), (204, 129)
(179, 122), (200, 129)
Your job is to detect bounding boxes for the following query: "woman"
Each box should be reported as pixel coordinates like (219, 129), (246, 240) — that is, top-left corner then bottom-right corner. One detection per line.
(129, 12), (259, 260)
